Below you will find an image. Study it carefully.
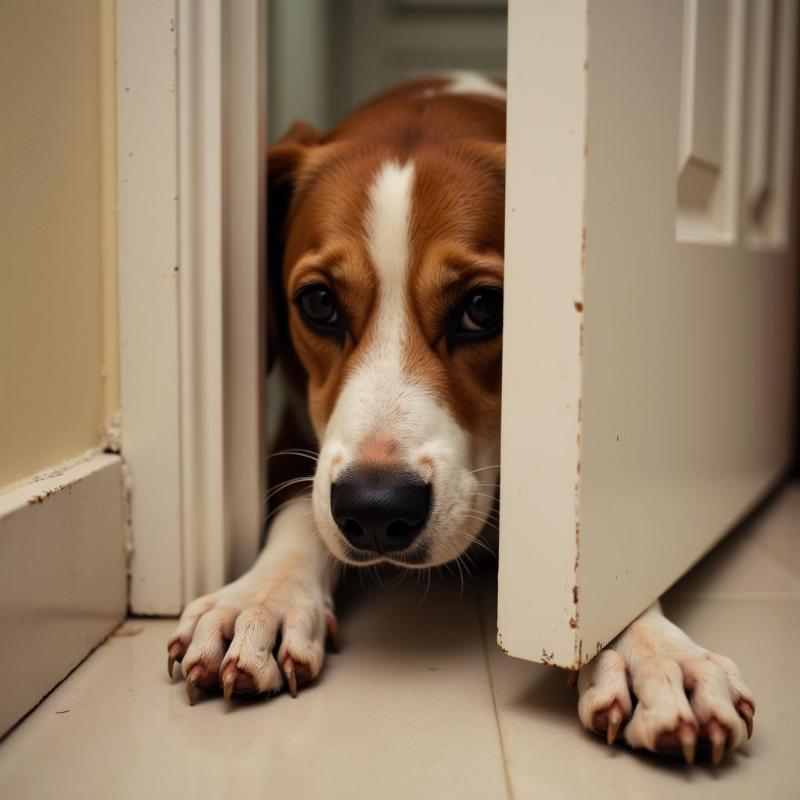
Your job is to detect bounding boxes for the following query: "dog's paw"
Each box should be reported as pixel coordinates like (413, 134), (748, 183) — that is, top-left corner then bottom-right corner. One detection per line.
(578, 619), (754, 764)
(166, 581), (338, 704)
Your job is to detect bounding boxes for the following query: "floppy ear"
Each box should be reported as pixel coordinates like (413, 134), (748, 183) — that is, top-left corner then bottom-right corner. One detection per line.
(471, 140), (506, 182)
(266, 122), (322, 375)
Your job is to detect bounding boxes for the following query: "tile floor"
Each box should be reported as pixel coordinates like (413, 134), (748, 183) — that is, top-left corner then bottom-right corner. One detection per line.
(1, 485), (798, 799)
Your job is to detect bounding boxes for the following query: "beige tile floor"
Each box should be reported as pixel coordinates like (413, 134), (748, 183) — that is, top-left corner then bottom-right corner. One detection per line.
(1, 484), (798, 799)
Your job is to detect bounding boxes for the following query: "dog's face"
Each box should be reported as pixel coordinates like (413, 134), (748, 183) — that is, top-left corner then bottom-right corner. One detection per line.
(273, 129), (505, 568)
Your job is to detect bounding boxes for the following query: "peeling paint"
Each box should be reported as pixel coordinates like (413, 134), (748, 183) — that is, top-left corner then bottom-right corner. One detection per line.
(573, 521), (580, 572)
(27, 487), (60, 505)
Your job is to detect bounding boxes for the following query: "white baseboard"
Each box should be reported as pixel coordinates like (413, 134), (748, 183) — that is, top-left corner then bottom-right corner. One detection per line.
(0, 453), (127, 735)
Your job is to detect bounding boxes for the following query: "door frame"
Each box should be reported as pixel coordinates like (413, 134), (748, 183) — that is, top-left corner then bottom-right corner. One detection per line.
(117, 0), (267, 615)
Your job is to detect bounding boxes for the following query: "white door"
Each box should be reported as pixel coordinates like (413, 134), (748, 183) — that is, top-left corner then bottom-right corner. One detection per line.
(498, 0), (798, 668)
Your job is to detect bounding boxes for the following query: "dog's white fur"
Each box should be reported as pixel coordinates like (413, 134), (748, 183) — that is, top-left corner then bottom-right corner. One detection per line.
(579, 602), (753, 755)
(169, 74), (754, 762)
(423, 70), (507, 102)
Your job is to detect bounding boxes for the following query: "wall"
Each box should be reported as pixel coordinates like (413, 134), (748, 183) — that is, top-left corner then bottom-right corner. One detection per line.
(268, 0), (507, 143)
(0, 0), (118, 489)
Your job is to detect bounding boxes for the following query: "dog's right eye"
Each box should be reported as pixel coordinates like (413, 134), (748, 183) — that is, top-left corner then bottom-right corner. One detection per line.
(295, 284), (344, 339)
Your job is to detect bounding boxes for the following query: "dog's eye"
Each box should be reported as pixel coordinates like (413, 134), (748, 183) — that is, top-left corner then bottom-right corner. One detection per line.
(460, 288), (503, 333)
(295, 284), (343, 338)
(448, 287), (503, 347)
(300, 286), (337, 324)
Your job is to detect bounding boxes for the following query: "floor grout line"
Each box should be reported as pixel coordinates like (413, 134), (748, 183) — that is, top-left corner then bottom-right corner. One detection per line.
(474, 581), (515, 800)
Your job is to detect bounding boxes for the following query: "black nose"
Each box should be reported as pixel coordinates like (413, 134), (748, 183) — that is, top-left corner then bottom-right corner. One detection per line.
(331, 469), (431, 554)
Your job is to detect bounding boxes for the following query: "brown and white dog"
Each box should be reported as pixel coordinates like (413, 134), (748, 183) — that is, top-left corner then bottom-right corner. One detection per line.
(167, 73), (754, 764)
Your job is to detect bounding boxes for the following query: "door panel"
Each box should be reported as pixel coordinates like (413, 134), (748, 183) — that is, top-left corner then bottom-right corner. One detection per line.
(746, 0), (797, 246)
(498, 0), (798, 668)
(676, 0), (743, 241)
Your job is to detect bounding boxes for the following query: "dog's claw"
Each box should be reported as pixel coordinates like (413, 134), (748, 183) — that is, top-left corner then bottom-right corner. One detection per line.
(167, 641), (183, 679)
(678, 722), (697, 765)
(221, 663), (239, 701)
(186, 665), (203, 706)
(606, 701), (623, 746)
(283, 656), (298, 698)
(325, 610), (341, 652)
(737, 700), (754, 739)
(707, 719), (727, 766)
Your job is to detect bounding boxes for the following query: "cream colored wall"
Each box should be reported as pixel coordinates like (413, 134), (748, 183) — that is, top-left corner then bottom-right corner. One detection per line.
(0, 0), (118, 489)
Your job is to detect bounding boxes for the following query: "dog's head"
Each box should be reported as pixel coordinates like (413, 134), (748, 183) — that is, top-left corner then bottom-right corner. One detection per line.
(269, 102), (505, 568)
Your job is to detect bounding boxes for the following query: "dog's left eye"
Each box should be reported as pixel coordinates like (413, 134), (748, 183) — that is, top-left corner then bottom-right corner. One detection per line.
(295, 284), (343, 338)
(450, 287), (503, 344)
(461, 289), (502, 332)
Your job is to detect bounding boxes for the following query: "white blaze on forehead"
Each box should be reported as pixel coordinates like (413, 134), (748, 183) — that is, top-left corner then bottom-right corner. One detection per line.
(364, 160), (415, 364)
(445, 71), (507, 101)
(421, 71), (507, 103)
(321, 159), (424, 450)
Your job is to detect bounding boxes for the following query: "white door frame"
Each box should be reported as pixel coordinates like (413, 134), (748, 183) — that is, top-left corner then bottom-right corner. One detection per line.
(117, 0), (267, 615)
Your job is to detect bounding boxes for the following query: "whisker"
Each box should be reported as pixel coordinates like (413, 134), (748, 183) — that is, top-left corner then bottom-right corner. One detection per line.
(266, 449), (319, 463)
(462, 513), (500, 532)
(454, 555), (465, 597)
(265, 476), (314, 502)
(416, 567), (432, 610)
(462, 532), (497, 558)
(460, 555), (474, 577)
(371, 566), (388, 591)
(467, 465), (500, 475)
(390, 569), (408, 589)
(266, 475), (314, 493)
(470, 492), (500, 502)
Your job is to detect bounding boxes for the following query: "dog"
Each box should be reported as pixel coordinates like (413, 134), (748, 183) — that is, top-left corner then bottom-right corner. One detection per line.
(166, 73), (754, 764)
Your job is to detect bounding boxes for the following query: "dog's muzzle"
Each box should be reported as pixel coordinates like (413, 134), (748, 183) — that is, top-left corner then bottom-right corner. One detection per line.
(330, 467), (431, 555)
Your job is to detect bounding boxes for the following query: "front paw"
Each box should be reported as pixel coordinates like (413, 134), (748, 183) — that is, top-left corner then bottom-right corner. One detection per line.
(166, 584), (338, 703)
(578, 646), (754, 764)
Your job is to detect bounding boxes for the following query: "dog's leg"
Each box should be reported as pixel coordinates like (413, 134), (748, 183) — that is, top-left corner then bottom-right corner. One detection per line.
(166, 496), (338, 702)
(577, 602), (754, 763)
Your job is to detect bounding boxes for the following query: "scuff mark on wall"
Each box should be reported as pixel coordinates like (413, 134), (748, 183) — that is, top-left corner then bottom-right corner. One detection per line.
(102, 410), (123, 454)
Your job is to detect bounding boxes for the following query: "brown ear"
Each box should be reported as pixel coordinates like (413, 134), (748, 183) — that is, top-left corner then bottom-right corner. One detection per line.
(469, 141), (506, 181)
(266, 122), (322, 375)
